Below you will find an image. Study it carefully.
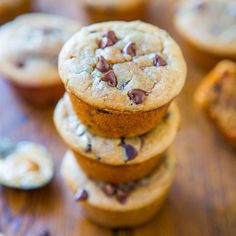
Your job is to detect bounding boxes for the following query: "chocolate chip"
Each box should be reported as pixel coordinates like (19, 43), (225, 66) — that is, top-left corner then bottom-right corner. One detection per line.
(16, 61), (25, 68)
(128, 89), (148, 104)
(85, 143), (92, 152)
(99, 30), (117, 49)
(101, 71), (117, 87)
(105, 30), (117, 44)
(195, 1), (207, 11)
(99, 37), (114, 49)
(74, 189), (88, 201)
(38, 230), (50, 236)
(96, 56), (111, 73)
(213, 83), (222, 94)
(96, 156), (101, 161)
(123, 42), (137, 57)
(116, 188), (130, 204)
(102, 184), (117, 197)
(153, 55), (167, 67)
(163, 111), (171, 121)
(122, 143), (138, 161)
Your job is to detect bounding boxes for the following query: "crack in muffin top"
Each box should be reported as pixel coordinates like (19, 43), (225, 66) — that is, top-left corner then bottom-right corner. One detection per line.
(175, 0), (236, 55)
(59, 21), (186, 111)
(0, 13), (80, 86)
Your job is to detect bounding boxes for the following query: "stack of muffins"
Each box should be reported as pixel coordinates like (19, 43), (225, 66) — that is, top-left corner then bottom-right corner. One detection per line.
(54, 21), (187, 228)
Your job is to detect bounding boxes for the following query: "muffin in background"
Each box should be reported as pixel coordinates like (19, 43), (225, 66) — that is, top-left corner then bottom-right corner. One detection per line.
(0, 0), (31, 25)
(0, 13), (81, 106)
(195, 60), (236, 146)
(174, 0), (236, 67)
(80, 0), (149, 23)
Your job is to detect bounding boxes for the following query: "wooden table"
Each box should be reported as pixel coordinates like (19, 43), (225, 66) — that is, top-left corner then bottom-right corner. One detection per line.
(0, 0), (236, 235)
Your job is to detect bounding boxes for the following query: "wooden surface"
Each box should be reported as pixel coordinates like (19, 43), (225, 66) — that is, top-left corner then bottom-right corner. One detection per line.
(0, 0), (236, 235)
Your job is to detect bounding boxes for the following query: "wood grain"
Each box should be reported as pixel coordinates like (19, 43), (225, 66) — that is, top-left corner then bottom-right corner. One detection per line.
(0, 0), (236, 235)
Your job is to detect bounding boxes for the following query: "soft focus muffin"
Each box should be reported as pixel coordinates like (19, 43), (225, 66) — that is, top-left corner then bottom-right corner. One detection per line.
(54, 94), (180, 183)
(80, 0), (148, 23)
(0, 0), (30, 25)
(175, 0), (236, 67)
(195, 60), (236, 146)
(59, 21), (186, 137)
(0, 13), (81, 106)
(61, 149), (176, 228)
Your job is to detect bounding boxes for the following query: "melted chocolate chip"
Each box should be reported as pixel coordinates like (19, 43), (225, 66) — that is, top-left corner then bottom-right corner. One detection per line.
(122, 144), (138, 161)
(85, 143), (92, 152)
(128, 89), (148, 105)
(16, 61), (25, 68)
(96, 56), (111, 73)
(116, 189), (130, 204)
(74, 189), (88, 201)
(103, 184), (117, 197)
(99, 30), (117, 49)
(123, 42), (137, 57)
(101, 71), (117, 87)
(105, 30), (117, 43)
(99, 37), (114, 49)
(38, 230), (50, 236)
(153, 55), (167, 67)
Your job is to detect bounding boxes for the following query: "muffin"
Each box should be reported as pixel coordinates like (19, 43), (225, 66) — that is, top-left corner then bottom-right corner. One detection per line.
(80, 0), (148, 23)
(59, 21), (186, 137)
(174, 0), (236, 67)
(61, 149), (176, 228)
(0, 13), (81, 106)
(54, 94), (180, 183)
(195, 60), (236, 146)
(0, 0), (30, 25)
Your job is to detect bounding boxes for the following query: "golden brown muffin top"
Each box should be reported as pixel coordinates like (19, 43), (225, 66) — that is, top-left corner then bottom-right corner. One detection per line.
(59, 21), (186, 111)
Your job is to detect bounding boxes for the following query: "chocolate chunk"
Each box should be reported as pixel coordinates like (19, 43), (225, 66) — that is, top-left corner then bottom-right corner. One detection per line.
(103, 184), (117, 197)
(101, 71), (117, 87)
(153, 55), (167, 67)
(38, 230), (50, 236)
(123, 42), (137, 57)
(85, 143), (92, 152)
(99, 37), (114, 49)
(96, 56), (111, 73)
(116, 188), (130, 204)
(105, 30), (117, 44)
(128, 89), (148, 105)
(122, 143), (138, 161)
(16, 61), (25, 68)
(99, 30), (117, 49)
(74, 188), (88, 201)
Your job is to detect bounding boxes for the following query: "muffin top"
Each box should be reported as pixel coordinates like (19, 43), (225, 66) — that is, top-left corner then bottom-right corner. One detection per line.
(54, 94), (180, 165)
(59, 21), (186, 111)
(175, 0), (236, 55)
(61, 149), (175, 210)
(0, 13), (80, 86)
(83, 0), (145, 10)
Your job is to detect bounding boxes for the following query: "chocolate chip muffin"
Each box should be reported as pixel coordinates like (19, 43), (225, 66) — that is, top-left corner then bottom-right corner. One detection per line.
(61, 149), (176, 228)
(195, 60), (236, 146)
(80, 0), (148, 23)
(0, 13), (81, 106)
(0, 0), (30, 25)
(54, 94), (180, 183)
(174, 0), (236, 67)
(59, 21), (186, 137)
